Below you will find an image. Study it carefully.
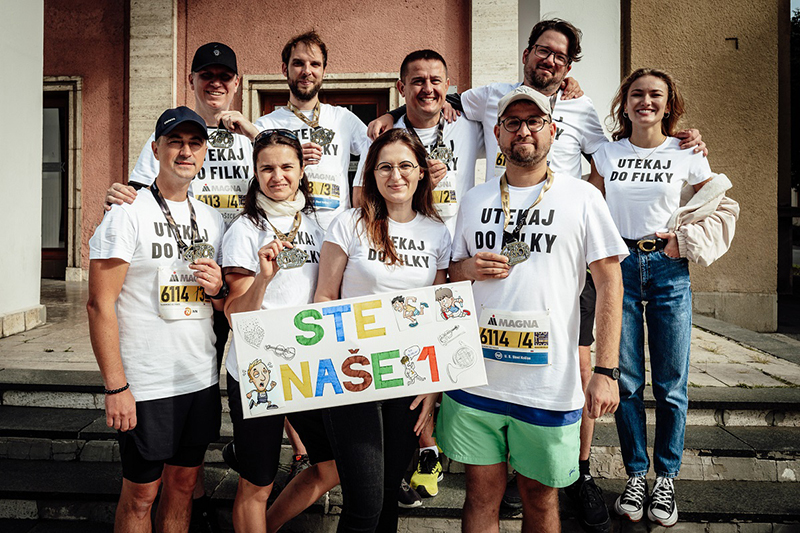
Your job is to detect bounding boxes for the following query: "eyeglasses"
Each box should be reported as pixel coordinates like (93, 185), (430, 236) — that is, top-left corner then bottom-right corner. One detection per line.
(253, 128), (299, 145)
(531, 45), (570, 67)
(374, 161), (419, 178)
(499, 116), (551, 133)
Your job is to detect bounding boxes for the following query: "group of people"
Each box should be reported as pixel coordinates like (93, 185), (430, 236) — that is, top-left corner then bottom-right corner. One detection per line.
(87, 17), (738, 533)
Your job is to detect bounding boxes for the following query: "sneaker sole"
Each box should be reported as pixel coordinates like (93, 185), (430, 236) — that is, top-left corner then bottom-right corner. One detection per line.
(614, 499), (644, 522)
(398, 501), (423, 509)
(579, 516), (610, 533)
(647, 507), (678, 527)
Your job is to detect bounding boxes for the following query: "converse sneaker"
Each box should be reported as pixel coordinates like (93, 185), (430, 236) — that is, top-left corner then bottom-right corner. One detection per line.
(410, 449), (443, 497)
(398, 479), (423, 508)
(647, 476), (678, 527)
(565, 474), (610, 533)
(614, 475), (647, 522)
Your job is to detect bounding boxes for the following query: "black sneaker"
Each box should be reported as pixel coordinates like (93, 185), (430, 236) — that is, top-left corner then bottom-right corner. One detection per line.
(222, 441), (240, 474)
(647, 476), (678, 527)
(565, 474), (610, 533)
(500, 472), (523, 511)
(286, 453), (310, 485)
(398, 478), (423, 508)
(614, 475), (647, 522)
(189, 494), (222, 533)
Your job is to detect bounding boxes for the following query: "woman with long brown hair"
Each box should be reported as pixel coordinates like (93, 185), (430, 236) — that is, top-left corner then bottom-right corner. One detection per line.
(314, 128), (451, 532)
(588, 68), (714, 527)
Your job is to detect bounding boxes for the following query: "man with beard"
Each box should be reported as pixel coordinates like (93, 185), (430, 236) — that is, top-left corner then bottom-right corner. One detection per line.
(242, 31), (369, 230)
(440, 86), (626, 533)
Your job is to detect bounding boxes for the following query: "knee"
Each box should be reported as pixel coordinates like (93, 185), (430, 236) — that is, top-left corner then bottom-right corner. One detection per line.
(238, 477), (274, 504)
(518, 478), (557, 511)
(120, 482), (159, 519)
(306, 461), (339, 489)
(162, 465), (200, 497)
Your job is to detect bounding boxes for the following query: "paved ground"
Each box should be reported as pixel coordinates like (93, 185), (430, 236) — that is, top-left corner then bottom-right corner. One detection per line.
(2, 280), (800, 392)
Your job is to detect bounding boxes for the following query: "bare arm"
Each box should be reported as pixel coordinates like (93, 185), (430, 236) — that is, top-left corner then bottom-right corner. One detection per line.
(314, 241), (349, 303)
(587, 160), (605, 197)
(584, 256), (623, 419)
(86, 258), (137, 431)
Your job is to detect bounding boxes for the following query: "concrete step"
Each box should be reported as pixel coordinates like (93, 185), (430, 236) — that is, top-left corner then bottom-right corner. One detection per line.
(1, 460), (799, 531)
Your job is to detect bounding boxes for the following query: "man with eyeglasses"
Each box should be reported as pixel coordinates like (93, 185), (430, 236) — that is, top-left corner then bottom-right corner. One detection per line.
(441, 85), (626, 533)
(240, 30), (369, 231)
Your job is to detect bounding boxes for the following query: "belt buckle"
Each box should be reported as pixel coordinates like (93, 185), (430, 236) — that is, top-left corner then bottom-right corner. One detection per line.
(638, 239), (657, 252)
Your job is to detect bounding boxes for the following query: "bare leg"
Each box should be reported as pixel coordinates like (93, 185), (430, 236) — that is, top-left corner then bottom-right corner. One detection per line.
(266, 460), (339, 533)
(155, 464), (200, 533)
(114, 477), (160, 533)
(517, 474), (560, 533)
(462, 463), (507, 533)
(232, 476), (274, 533)
(285, 419), (308, 455)
(579, 345), (595, 462)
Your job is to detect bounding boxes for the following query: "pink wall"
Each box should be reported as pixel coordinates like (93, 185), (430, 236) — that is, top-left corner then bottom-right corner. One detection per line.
(44, 0), (127, 268)
(176, 0), (472, 109)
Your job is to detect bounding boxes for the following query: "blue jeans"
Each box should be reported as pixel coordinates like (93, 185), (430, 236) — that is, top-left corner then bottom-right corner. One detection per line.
(322, 397), (421, 533)
(615, 248), (692, 479)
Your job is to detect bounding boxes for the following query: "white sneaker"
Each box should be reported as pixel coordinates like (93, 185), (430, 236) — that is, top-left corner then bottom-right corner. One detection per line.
(614, 475), (647, 522)
(647, 476), (678, 527)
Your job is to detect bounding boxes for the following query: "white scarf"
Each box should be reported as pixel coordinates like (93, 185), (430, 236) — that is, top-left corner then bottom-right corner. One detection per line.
(256, 190), (306, 218)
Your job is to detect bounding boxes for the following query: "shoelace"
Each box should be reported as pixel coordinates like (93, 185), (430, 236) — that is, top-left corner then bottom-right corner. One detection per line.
(650, 478), (674, 511)
(622, 477), (646, 506)
(580, 476), (605, 508)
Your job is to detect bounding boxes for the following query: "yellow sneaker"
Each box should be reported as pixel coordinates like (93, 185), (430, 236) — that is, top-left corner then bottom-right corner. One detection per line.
(410, 449), (443, 497)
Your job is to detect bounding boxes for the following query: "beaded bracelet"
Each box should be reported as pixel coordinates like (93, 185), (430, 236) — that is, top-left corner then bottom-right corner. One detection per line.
(104, 383), (130, 395)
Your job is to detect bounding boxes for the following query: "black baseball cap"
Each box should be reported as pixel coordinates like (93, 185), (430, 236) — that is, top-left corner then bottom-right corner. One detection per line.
(191, 42), (238, 74)
(155, 107), (208, 140)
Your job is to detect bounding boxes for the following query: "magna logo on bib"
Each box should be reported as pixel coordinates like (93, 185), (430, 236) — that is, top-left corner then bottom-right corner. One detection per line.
(486, 315), (538, 328)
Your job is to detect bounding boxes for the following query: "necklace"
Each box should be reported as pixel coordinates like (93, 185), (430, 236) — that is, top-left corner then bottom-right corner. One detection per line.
(498, 168), (554, 266)
(629, 137), (666, 161)
(266, 212), (308, 269)
(287, 101), (335, 147)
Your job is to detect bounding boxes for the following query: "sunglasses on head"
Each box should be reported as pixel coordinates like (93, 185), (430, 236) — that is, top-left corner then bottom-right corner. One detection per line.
(253, 128), (299, 144)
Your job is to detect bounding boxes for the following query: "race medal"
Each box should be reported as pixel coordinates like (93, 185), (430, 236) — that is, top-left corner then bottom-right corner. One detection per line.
(500, 239), (531, 266)
(429, 144), (454, 167)
(275, 247), (308, 270)
(311, 126), (335, 147)
(479, 308), (549, 365)
(182, 242), (216, 263)
(208, 128), (234, 149)
(157, 265), (212, 320)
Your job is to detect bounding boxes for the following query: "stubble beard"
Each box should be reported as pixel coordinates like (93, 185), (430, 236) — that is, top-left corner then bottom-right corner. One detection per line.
(289, 77), (321, 102)
(524, 64), (564, 95)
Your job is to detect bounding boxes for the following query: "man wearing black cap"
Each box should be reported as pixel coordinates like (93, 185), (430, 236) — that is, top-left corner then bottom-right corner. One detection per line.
(88, 107), (227, 533)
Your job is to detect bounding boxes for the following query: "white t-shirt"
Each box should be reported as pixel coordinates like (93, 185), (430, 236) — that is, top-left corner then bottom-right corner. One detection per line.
(451, 175), (627, 411)
(129, 129), (254, 225)
(592, 137), (713, 240)
(222, 211), (324, 379)
(325, 209), (451, 299)
(460, 82), (608, 181)
(354, 115), (484, 236)
(89, 192), (226, 402)
(254, 104), (369, 230)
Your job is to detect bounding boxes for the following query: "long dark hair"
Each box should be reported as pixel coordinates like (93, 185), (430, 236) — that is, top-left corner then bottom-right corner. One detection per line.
(358, 129), (441, 266)
(241, 130), (315, 230)
(609, 68), (685, 141)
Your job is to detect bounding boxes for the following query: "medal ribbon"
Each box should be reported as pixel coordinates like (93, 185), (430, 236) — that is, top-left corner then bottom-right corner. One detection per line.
(499, 168), (554, 245)
(404, 113), (447, 158)
(149, 181), (203, 260)
(265, 212), (303, 244)
(287, 101), (321, 128)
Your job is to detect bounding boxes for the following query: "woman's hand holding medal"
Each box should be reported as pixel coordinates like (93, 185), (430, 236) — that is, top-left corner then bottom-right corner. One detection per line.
(257, 239), (295, 283)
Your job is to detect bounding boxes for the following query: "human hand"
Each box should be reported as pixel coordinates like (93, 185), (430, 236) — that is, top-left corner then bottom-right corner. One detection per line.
(367, 114), (395, 141)
(105, 388), (137, 431)
(427, 159), (448, 187)
(585, 373), (619, 419)
(411, 393), (437, 435)
(655, 232), (680, 258)
(560, 77), (584, 99)
(676, 129), (708, 156)
(302, 142), (323, 165)
(105, 183), (137, 211)
(190, 258), (224, 297)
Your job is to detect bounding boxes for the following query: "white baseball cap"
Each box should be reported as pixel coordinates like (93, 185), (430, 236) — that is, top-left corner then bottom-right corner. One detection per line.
(497, 86), (552, 120)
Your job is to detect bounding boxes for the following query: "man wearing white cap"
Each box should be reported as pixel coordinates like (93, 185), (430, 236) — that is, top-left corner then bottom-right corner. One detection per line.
(439, 86), (627, 533)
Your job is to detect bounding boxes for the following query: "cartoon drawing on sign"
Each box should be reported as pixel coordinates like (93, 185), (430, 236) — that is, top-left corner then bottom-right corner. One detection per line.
(245, 359), (279, 410)
(447, 342), (477, 383)
(400, 345), (426, 385)
(391, 295), (429, 327)
(265, 344), (296, 361)
(238, 317), (265, 350)
(438, 324), (464, 346)
(435, 287), (471, 320)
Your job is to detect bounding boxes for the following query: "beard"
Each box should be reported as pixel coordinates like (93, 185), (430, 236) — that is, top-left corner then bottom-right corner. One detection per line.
(505, 139), (549, 168)
(524, 63), (565, 95)
(288, 76), (322, 102)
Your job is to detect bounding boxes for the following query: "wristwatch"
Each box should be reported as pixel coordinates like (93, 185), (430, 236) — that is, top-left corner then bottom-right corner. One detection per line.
(594, 366), (620, 380)
(209, 279), (230, 300)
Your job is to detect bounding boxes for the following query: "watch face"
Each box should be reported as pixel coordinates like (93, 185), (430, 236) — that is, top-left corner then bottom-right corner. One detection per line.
(612, 367), (620, 380)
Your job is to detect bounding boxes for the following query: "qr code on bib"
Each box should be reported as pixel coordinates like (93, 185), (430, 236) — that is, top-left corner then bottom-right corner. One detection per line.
(534, 332), (548, 349)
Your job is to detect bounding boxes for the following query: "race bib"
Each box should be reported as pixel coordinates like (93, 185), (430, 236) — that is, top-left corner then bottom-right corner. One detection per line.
(157, 266), (212, 320)
(307, 172), (341, 210)
(432, 175), (458, 218)
(478, 308), (549, 365)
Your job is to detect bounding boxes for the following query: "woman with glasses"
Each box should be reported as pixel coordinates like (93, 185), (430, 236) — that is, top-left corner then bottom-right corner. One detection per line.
(588, 69), (714, 527)
(222, 129), (338, 533)
(314, 128), (450, 532)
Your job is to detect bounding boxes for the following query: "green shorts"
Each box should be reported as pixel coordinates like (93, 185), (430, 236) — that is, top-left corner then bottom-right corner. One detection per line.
(436, 390), (581, 488)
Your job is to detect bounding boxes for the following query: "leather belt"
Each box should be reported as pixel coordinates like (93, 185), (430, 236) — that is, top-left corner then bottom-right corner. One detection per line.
(623, 236), (668, 252)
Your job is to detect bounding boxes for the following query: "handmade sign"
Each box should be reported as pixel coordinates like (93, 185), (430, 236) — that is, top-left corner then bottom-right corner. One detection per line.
(231, 281), (486, 418)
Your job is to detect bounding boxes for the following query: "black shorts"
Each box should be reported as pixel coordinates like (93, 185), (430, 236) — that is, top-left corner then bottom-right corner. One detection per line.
(119, 385), (221, 484)
(579, 271), (596, 347)
(227, 373), (333, 487)
(213, 309), (231, 372)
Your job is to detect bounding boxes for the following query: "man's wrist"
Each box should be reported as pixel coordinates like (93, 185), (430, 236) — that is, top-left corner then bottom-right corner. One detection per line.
(593, 366), (620, 380)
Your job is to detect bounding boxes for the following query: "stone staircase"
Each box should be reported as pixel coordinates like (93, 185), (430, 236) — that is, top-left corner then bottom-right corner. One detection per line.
(1, 368), (799, 532)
